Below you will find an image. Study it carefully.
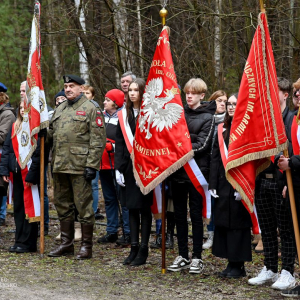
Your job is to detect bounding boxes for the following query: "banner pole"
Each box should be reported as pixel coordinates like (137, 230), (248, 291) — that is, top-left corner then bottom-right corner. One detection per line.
(40, 136), (45, 256)
(284, 149), (300, 263)
(259, 0), (266, 13)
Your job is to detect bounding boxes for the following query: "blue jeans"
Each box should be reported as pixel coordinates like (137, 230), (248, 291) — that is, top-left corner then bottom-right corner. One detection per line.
(92, 171), (99, 213)
(207, 196), (215, 232)
(0, 196), (7, 219)
(99, 170), (130, 235)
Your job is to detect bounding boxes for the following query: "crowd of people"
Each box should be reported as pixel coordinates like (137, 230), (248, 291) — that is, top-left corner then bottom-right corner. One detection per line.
(0, 72), (300, 297)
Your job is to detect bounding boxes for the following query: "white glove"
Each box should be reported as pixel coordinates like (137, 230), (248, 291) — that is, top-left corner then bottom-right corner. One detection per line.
(209, 189), (219, 198)
(115, 170), (125, 187)
(234, 191), (242, 201)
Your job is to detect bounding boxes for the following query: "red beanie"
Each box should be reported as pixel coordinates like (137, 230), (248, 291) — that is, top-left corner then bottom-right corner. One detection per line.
(105, 89), (124, 108)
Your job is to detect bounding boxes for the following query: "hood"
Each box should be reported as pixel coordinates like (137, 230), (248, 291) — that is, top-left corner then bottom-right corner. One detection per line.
(184, 100), (216, 115)
(0, 103), (15, 114)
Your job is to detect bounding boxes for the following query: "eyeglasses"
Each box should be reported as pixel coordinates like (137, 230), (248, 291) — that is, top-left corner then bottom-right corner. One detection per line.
(293, 89), (300, 98)
(226, 102), (237, 108)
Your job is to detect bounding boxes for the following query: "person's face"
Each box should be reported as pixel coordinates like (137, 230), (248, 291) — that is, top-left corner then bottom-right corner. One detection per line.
(293, 88), (300, 109)
(215, 95), (227, 114)
(20, 101), (25, 117)
(103, 97), (116, 113)
(55, 96), (67, 107)
(83, 89), (93, 100)
(128, 83), (140, 104)
(185, 91), (205, 109)
(20, 83), (26, 101)
(121, 75), (132, 94)
(278, 90), (288, 106)
(227, 95), (237, 117)
(64, 82), (83, 100)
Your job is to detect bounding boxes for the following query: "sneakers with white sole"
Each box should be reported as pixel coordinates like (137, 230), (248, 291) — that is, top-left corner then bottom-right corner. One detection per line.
(271, 269), (296, 290)
(167, 256), (190, 272)
(248, 266), (278, 285)
(202, 231), (214, 250)
(189, 258), (204, 274)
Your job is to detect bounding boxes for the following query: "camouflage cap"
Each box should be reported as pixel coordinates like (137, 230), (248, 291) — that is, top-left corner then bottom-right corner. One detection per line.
(63, 74), (85, 85)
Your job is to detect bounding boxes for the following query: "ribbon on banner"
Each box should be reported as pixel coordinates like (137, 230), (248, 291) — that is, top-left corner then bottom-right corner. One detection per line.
(218, 124), (260, 234)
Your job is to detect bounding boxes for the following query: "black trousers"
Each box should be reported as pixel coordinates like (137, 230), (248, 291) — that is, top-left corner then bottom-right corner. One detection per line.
(13, 172), (38, 250)
(172, 181), (203, 260)
(255, 178), (295, 273)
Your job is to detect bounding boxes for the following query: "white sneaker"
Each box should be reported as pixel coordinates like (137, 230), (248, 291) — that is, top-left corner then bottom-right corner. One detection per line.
(189, 258), (204, 274)
(271, 269), (296, 290)
(202, 231), (214, 250)
(167, 256), (190, 272)
(248, 266), (278, 285)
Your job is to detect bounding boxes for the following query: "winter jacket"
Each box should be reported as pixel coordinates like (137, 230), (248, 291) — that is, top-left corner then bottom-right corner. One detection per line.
(209, 123), (252, 229)
(0, 103), (16, 150)
(0, 125), (41, 184)
(171, 101), (215, 182)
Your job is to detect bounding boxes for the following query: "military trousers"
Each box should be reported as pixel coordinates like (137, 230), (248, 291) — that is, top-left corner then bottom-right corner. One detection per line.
(53, 173), (95, 224)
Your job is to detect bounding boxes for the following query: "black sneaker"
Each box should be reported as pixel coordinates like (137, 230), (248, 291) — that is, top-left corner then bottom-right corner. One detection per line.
(116, 234), (131, 246)
(150, 234), (162, 249)
(95, 209), (105, 220)
(97, 233), (118, 243)
(281, 285), (300, 297)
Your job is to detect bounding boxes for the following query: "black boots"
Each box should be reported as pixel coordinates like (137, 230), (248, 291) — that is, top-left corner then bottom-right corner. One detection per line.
(130, 244), (149, 266)
(219, 261), (246, 278)
(48, 221), (74, 257)
(76, 224), (93, 259)
(123, 244), (139, 265)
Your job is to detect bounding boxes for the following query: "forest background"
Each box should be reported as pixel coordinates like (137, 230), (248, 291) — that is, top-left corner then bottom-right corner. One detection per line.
(0, 0), (299, 108)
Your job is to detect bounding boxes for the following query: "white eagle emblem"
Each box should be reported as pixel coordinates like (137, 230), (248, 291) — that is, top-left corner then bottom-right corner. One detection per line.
(139, 77), (183, 139)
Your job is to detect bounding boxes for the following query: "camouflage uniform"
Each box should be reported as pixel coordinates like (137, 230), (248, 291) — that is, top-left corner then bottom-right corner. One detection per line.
(48, 94), (106, 224)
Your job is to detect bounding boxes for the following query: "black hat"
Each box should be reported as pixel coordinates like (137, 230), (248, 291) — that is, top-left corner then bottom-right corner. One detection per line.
(54, 90), (66, 100)
(0, 82), (7, 93)
(63, 74), (85, 85)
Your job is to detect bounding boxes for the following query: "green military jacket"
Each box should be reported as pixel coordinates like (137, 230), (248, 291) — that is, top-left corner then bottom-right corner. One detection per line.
(48, 94), (106, 174)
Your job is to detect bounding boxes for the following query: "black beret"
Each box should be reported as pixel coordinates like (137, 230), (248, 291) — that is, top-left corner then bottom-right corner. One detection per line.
(54, 90), (66, 100)
(0, 82), (8, 93)
(63, 74), (85, 85)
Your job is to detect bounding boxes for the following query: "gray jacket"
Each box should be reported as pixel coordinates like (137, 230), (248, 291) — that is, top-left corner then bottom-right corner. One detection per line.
(0, 103), (15, 150)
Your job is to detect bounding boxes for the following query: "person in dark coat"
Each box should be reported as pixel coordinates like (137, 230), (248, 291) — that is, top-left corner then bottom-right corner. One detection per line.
(0, 100), (40, 253)
(115, 78), (153, 266)
(209, 93), (252, 278)
(168, 78), (215, 274)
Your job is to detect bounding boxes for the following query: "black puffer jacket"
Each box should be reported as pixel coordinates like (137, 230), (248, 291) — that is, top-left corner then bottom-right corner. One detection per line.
(171, 101), (216, 182)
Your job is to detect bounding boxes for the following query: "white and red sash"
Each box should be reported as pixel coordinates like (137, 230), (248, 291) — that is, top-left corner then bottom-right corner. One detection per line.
(11, 123), (40, 222)
(218, 124), (260, 234)
(291, 116), (300, 156)
(118, 108), (162, 218)
(183, 159), (211, 219)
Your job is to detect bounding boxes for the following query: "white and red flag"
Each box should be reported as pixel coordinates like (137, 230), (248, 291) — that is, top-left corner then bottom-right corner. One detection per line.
(225, 13), (288, 214)
(132, 26), (193, 193)
(13, 2), (48, 222)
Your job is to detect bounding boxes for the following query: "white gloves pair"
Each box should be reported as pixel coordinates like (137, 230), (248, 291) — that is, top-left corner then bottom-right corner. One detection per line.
(209, 189), (241, 201)
(115, 170), (125, 187)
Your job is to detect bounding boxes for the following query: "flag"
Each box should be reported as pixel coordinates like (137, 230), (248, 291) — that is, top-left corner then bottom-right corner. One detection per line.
(132, 26), (193, 194)
(19, 1), (49, 169)
(225, 13), (288, 213)
(13, 2), (48, 222)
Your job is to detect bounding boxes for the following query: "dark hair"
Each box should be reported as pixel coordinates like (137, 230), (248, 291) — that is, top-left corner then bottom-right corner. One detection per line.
(126, 78), (145, 121)
(207, 90), (227, 102)
(278, 77), (291, 94)
(83, 85), (95, 97)
(224, 93), (238, 131)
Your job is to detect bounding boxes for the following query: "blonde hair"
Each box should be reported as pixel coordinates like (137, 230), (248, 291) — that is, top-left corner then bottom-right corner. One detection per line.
(293, 78), (300, 91)
(83, 85), (95, 97)
(183, 78), (207, 94)
(0, 92), (9, 104)
(12, 101), (24, 138)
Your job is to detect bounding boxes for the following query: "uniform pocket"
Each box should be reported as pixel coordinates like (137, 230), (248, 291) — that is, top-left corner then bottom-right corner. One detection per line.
(73, 115), (88, 133)
(69, 146), (89, 170)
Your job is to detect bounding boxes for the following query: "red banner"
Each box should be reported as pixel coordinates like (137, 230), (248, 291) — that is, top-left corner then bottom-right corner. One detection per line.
(225, 13), (288, 213)
(132, 26), (193, 194)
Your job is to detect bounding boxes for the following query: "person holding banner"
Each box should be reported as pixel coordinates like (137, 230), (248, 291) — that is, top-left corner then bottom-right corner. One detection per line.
(0, 100), (40, 253)
(209, 93), (252, 278)
(167, 78), (215, 274)
(115, 78), (153, 266)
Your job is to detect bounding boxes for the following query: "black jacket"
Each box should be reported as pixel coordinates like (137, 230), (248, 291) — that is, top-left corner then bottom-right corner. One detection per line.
(171, 101), (215, 182)
(209, 124), (252, 229)
(0, 126), (41, 184)
(114, 109), (152, 209)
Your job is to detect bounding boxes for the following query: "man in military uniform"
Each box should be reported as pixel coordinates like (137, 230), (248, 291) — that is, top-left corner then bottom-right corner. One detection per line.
(47, 74), (106, 259)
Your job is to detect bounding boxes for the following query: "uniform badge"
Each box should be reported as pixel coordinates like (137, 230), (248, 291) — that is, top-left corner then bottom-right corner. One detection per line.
(76, 111), (86, 116)
(96, 116), (103, 127)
